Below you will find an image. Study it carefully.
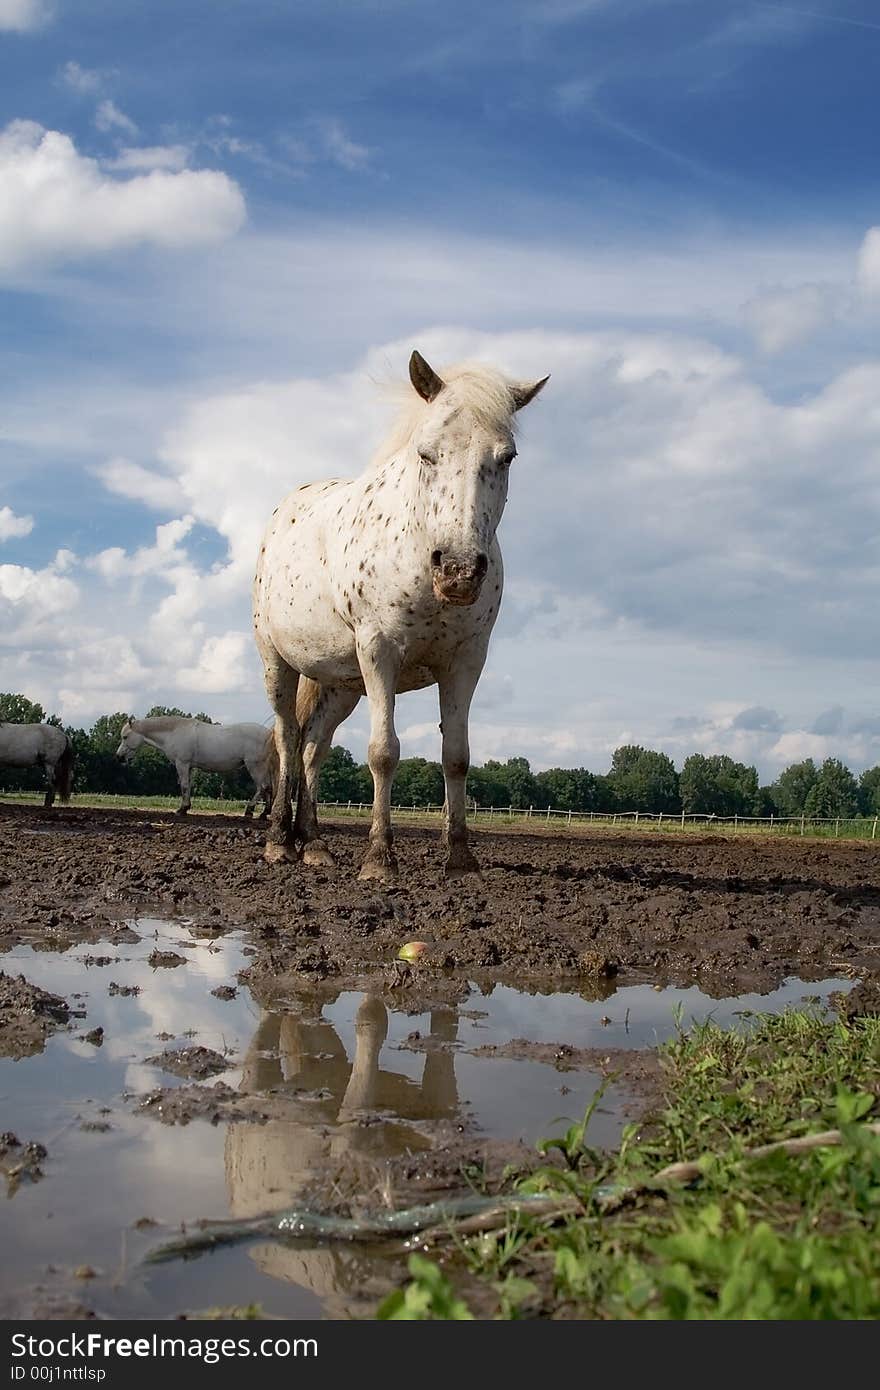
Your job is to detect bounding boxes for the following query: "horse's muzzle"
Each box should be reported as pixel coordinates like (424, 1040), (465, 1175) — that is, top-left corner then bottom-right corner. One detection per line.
(431, 551), (488, 607)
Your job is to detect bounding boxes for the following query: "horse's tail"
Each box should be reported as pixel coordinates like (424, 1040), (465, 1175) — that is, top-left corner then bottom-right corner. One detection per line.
(55, 734), (74, 804)
(296, 677), (322, 729)
(264, 728), (280, 803)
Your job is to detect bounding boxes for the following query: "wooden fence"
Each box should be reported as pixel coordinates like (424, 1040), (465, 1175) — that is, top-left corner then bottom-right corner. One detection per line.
(317, 801), (879, 840)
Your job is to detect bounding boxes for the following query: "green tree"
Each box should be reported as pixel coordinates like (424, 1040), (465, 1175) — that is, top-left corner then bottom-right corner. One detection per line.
(317, 746), (370, 802)
(145, 705), (213, 722)
(858, 766), (880, 816)
(467, 760), (512, 807)
(393, 757), (445, 807)
(803, 759), (861, 819)
(608, 745), (680, 813)
(679, 754), (760, 816)
(0, 693), (46, 723)
(534, 767), (598, 811)
(501, 756), (537, 809)
(771, 759), (818, 816)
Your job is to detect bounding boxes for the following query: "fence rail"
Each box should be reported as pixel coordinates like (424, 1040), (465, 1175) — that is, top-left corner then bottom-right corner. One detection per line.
(317, 800), (879, 840)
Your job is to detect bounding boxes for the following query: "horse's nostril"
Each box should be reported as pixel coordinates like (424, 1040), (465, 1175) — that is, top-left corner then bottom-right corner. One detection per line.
(475, 553), (488, 578)
(431, 549), (442, 568)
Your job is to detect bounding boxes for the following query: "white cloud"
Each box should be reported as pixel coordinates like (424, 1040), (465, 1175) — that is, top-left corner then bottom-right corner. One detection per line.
(0, 0), (50, 32)
(60, 60), (102, 95)
(0, 120), (246, 273)
(743, 282), (837, 353)
(94, 99), (138, 138)
(313, 117), (371, 172)
(858, 226), (880, 294)
(0, 558), (79, 644)
(178, 631), (252, 693)
(0, 505), (33, 540)
(105, 145), (191, 174)
(95, 456), (188, 512)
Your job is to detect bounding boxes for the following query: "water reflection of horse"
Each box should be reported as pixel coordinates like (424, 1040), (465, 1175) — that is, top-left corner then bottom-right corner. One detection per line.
(0, 722), (73, 807)
(225, 996), (459, 1318)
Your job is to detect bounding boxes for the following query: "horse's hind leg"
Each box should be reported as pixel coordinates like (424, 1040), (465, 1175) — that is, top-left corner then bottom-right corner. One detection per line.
(258, 640), (300, 865)
(42, 758), (56, 809)
(242, 780), (261, 818)
(294, 681), (360, 868)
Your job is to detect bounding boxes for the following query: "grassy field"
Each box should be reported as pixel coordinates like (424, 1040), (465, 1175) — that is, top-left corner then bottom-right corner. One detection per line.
(2, 790), (878, 844)
(381, 1008), (880, 1320)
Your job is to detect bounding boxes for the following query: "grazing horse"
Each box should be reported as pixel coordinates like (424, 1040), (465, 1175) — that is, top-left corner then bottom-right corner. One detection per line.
(253, 349), (548, 880)
(0, 721), (74, 807)
(116, 717), (275, 817)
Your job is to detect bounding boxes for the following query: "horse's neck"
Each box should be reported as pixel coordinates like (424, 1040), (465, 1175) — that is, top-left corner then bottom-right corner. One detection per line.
(368, 451), (428, 546)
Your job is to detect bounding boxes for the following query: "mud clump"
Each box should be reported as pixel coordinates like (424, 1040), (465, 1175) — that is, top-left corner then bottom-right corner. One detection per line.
(147, 949), (186, 969)
(835, 978), (880, 1020)
(146, 1045), (231, 1079)
(0, 971), (71, 1059)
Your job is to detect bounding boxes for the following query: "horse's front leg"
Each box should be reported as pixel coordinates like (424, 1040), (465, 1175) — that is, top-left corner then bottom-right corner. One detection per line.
(259, 645), (300, 864)
(438, 653), (485, 878)
(175, 761), (192, 816)
(357, 632), (401, 882)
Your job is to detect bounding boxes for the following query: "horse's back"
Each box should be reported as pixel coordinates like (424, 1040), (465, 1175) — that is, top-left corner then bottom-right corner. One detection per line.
(0, 722), (65, 766)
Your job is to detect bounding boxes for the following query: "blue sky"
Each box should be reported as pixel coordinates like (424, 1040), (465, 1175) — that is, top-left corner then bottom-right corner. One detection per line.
(2, 0), (880, 779)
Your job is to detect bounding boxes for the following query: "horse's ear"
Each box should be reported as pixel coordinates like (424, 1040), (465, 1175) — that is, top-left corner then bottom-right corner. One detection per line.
(511, 375), (550, 411)
(409, 350), (445, 403)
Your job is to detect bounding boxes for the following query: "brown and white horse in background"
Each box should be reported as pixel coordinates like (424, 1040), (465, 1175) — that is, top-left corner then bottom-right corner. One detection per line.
(0, 722), (74, 807)
(253, 350), (548, 881)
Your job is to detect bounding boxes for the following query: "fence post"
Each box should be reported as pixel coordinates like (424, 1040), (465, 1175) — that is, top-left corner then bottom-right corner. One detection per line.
(347, 799), (351, 811)
(835, 817), (840, 838)
(800, 813), (805, 836)
(567, 808), (572, 827)
(873, 817), (878, 841)
(734, 815), (738, 833)
(546, 805), (551, 822)
(658, 812), (662, 825)
(681, 810), (685, 828)
(635, 810), (639, 824)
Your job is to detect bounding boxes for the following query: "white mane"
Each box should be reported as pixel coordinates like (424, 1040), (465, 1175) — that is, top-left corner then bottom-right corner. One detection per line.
(369, 362), (520, 473)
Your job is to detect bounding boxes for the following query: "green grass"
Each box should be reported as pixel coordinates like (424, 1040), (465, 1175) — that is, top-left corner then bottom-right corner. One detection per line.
(379, 1009), (880, 1320)
(3, 790), (877, 844)
(0, 791), (252, 815)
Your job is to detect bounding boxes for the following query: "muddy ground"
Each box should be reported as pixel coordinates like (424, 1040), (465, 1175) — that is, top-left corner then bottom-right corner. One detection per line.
(2, 801), (878, 1013)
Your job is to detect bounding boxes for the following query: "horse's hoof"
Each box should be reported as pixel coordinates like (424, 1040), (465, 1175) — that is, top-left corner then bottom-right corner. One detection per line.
(264, 839), (297, 865)
(302, 841), (335, 868)
(175, 808), (190, 818)
(358, 852), (399, 883)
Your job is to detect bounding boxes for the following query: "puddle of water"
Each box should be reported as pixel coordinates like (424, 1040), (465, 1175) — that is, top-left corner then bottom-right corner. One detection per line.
(0, 920), (851, 1320)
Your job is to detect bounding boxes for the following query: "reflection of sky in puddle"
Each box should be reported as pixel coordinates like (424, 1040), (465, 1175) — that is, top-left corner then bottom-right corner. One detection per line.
(0, 921), (851, 1321)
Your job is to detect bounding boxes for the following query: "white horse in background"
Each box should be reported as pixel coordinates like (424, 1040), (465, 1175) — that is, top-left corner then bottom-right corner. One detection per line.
(253, 349), (548, 880)
(116, 717), (276, 817)
(0, 722), (74, 807)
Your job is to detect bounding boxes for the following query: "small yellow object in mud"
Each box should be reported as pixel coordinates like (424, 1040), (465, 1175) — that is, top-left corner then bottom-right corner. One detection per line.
(397, 941), (429, 963)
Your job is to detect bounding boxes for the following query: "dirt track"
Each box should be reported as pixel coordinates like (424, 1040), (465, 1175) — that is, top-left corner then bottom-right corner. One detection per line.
(2, 802), (878, 1005)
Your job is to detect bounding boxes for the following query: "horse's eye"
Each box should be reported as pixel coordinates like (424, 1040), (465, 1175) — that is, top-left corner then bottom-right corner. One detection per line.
(498, 449), (516, 468)
(419, 451), (437, 467)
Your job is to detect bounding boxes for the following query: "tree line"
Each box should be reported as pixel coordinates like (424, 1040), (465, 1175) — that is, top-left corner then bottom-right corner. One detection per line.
(2, 692), (879, 818)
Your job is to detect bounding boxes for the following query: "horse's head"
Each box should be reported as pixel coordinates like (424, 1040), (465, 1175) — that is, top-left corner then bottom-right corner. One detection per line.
(116, 720), (144, 763)
(408, 351), (548, 606)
